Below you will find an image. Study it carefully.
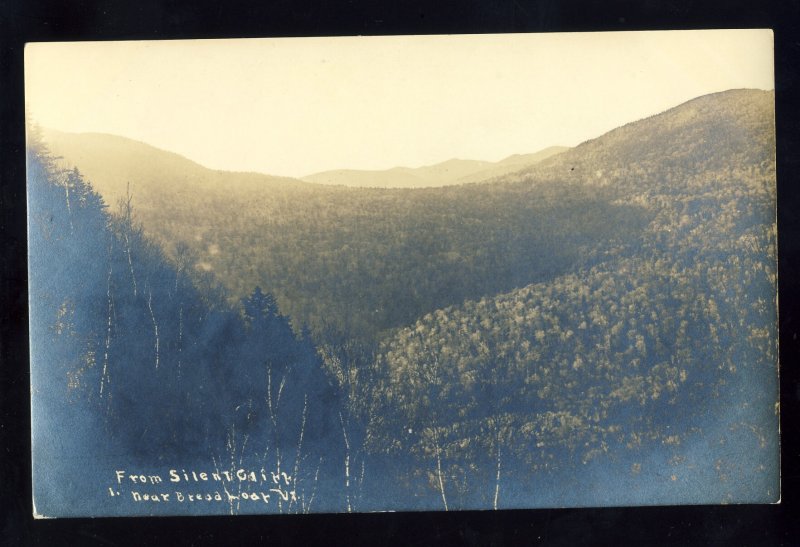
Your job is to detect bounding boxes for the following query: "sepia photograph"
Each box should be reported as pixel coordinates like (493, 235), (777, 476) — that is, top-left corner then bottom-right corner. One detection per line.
(24, 30), (779, 517)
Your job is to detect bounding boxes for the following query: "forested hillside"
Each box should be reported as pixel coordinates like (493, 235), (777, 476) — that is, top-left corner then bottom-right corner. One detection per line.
(44, 133), (643, 347)
(363, 89), (778, 507)
(370, 143), (777, 507)
(30, 89), (779, 513)
(27, 131), (349, 516)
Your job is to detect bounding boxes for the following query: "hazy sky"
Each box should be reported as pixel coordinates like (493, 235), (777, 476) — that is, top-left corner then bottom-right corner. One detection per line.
(25, 30), (774, 178)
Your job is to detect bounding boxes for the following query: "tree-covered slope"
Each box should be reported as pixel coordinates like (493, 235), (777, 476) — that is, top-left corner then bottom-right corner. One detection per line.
(41, 90), (774, 353)
(366, 88), (778, 508)
(29, 88), (779, 512)
(42, 133), (644, 346)
(506, 89), (775, 187)
(42, 128), (316, 208)
(27, 134), (348, 516)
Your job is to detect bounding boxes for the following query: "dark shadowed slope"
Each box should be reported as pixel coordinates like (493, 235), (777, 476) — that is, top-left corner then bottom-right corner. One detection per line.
(27, 138), (344, 516)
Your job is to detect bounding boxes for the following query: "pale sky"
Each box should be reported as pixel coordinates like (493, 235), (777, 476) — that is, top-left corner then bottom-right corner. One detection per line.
(25, 30), (774, 178)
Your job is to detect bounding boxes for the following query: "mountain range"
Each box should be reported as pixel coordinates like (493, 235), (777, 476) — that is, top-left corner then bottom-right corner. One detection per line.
(38, 89), (776, 348)
(40, 127), (641, 344)
(301, 146), (569, 188)
(30, 87), (779, 511)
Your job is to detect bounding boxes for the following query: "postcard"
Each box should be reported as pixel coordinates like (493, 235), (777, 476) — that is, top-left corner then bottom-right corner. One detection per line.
(25, 30), (778, 517)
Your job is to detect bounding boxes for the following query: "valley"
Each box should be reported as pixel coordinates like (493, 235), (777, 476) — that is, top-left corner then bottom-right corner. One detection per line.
(30, 88), (779, 513)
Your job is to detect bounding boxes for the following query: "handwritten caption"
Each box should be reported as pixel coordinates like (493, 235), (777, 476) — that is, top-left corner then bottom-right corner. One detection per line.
(107, 468), (296, 505)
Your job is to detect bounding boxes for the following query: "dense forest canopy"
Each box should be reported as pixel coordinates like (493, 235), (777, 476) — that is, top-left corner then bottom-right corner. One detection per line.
(43, 132), (648, 347)
(30, 88), (778, 515)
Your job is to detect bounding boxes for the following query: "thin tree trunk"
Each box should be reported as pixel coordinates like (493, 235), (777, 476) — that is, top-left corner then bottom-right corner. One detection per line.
(433, 427), (448, 511)
(493, 441), (501, 510)
(100, 240), (114, 398)
(289, 394), (308, 513)
(62, 173), (74, 233)
(339, 411), (352, 513)
(146, 289), (159, 369)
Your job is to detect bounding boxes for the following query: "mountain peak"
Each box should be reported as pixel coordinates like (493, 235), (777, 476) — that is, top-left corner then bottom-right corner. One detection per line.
(513, 88), (775, 183)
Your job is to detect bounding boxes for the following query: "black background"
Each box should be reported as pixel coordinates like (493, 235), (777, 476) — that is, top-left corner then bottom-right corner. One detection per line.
(2, 1), (799, 545)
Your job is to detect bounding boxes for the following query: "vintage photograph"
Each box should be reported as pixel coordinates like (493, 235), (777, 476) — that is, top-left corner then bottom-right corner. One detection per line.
(25, 31), (778, 517)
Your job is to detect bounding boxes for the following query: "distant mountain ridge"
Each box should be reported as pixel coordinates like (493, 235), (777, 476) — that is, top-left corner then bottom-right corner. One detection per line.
(43, 128), (569, 195)
(302, 146), (569, 188)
